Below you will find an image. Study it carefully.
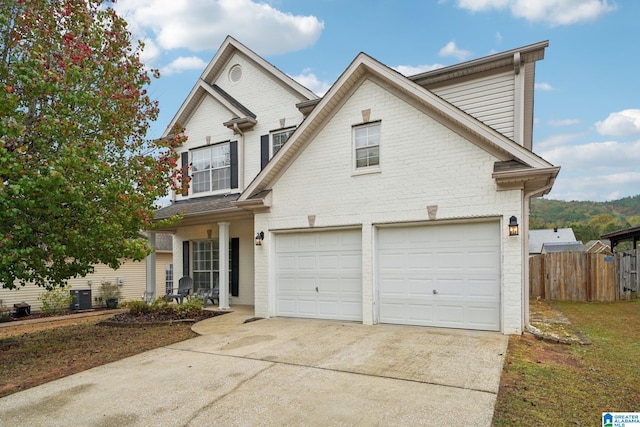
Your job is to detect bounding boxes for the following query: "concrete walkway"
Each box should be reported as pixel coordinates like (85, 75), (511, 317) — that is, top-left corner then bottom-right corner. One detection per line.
(0, 306), (508, 426)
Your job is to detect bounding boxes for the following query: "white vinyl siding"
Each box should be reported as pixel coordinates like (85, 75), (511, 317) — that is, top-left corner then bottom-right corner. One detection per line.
(432, 70), (514, 139)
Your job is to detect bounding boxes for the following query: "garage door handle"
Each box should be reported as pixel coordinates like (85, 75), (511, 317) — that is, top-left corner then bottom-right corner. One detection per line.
(315, 287), (319, 293)
(432, 289), (438, 295)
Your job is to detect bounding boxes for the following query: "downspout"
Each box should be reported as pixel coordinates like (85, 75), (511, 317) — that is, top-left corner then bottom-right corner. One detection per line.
(233, 123), (245, 190)
(522, 180), (555, 332)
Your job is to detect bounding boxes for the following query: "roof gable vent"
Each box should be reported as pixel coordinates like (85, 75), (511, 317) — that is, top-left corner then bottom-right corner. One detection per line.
(229, 64), (243, 83)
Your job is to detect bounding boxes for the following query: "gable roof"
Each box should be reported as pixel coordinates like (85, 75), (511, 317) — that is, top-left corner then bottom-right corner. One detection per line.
(529, 228), (577, 254)
(162, 36), (318, 138)
(237, 45), (559, 206)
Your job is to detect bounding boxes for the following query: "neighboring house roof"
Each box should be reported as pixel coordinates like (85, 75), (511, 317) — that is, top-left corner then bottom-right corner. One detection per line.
(162, 36), (318, 138)
(584, 240), (612, 254)
(529, 228), (577, 254)
(237, 47), (559, 205)
(155, 233), (173, 252)
(541, 241), (585, 254)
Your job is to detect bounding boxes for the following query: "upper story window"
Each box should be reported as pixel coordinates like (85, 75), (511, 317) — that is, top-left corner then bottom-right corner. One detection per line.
(271, 128), (295, 157)
(191, 142), (230, 193)
(354, 122), (380, 169)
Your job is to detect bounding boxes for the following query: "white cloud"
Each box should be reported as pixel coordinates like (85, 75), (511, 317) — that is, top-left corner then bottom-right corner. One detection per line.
(455, 0), (616, 26)
(393, 64), (444, 76)
(546, 172), (640, 202)
(535, 132), (585, 150)
(535, 82), (555, 91)
(113, 0), (324, 56)
(160, 56), (208, 76)
(595, 109), (640, 137)
(539, 140), (640, 171)
(438, 41), (471, 61)
(549, 119), (581, 126)
(289, 70), (332, 96)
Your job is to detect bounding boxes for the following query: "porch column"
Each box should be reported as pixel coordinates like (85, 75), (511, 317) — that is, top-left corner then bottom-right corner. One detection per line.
(145, 231), (156, 302)
(218, 222), (230, 309)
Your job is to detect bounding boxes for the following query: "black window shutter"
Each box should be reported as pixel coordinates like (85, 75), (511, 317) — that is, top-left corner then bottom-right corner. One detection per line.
(230, 140), (238, 189)
(260, 134), (269, 169)
(181, 152), (189, 196)
(230, 238), (239, 297)
(182, 240), (190, 277)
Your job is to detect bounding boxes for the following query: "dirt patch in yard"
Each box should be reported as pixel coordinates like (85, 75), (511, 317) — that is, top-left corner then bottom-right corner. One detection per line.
(0, 309), (226, 398)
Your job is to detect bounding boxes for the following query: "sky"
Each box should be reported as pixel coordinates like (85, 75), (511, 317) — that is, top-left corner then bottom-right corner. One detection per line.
(111, 0), (640, 202)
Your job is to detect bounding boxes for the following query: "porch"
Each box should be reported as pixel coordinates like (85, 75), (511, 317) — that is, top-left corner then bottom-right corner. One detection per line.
(147, 194), (257, 309)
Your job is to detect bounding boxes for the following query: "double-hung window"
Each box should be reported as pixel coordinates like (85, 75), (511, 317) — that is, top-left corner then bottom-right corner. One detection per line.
(271, 128), (295, 157)
(191, 142), (231, 193)
(354, 122), (380, 169)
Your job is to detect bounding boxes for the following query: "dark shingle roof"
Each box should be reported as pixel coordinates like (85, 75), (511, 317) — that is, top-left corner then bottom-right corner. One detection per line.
(154, 193), (241, 220)
(155, 233), (173, 252)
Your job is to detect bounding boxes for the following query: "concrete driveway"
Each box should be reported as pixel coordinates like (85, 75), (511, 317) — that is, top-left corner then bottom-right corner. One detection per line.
(0, 307), (508, 426)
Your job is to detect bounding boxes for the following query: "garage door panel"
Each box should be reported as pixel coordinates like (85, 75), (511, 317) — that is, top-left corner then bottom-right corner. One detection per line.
(277, 255), (296, 270)
(408, 304), (434, 323)
(318, 255), (338, 270)
(340, 253), (361, 270)
(276, 230), (362, 321)
(378, 222), (500, 331)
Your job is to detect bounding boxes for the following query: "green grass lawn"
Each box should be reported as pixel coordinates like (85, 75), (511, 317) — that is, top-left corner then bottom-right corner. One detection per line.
(493, 299), (640, 426)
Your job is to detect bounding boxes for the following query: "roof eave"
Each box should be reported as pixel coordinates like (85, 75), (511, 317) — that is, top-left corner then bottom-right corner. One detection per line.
(410, 40), (548, 86)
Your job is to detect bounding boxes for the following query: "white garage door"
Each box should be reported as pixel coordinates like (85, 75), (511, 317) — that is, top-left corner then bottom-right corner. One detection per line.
(378, 221), (500, 331)
(276, 229), (362, 321)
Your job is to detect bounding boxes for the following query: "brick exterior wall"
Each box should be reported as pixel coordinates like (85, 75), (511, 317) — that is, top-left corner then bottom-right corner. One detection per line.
(254, 78), (525, 334)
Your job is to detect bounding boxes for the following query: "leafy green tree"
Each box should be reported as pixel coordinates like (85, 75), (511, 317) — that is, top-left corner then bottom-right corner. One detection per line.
(0, 1), (186, 289)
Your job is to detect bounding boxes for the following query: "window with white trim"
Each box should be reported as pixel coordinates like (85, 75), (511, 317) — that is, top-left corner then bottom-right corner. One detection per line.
(165, 264), (173, 294)
(354, 122), (380, 169)
(271, 128), (295, 157)
(191, 142), (230, 193)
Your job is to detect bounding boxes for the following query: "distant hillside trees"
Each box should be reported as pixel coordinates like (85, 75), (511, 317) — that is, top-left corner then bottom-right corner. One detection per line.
(530, 195), (640, 243)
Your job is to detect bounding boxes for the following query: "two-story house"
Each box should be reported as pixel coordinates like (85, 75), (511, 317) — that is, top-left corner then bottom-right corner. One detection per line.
(151, 36), (559, 334)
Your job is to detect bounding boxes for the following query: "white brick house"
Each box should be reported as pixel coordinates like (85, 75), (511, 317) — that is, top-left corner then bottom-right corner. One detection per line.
(152, 36), (559, 334)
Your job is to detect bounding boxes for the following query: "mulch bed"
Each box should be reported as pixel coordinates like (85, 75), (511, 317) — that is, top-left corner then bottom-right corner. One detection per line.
(103, 309), (227, 326)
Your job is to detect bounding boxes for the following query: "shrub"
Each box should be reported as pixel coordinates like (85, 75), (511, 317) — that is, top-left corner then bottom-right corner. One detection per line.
(174, 299), (203, 319)
(38, 285), (73, 315)
(99, 281), (120, 302)
(127, 300), (151, 316)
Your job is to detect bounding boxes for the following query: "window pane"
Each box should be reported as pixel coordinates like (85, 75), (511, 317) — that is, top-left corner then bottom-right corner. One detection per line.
(354, 124), (380, 168)
(191, 148), (210, 172)
(272, 129), (294, 155)
(211, 167), (230, 191)
(356, 146), (379, 168)
(211, 144), (230, 169)
(192, 171), (210, 193)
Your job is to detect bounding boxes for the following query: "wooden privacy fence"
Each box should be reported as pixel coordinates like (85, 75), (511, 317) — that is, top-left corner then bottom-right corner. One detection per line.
(618, 249), (639, 299)
(530, 252), (617, 302)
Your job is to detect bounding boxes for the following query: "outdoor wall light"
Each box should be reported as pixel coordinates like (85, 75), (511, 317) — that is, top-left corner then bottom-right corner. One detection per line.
(255, 231), (264, 246)
(509, 216), (519, 236)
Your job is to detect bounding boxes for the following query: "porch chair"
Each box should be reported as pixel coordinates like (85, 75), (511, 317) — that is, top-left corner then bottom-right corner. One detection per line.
(197, 282), (219, 308)
(167, 276), (193, 304)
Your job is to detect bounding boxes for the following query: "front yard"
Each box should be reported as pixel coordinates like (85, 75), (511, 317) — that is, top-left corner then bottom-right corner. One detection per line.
(493, 299), (640, 426)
